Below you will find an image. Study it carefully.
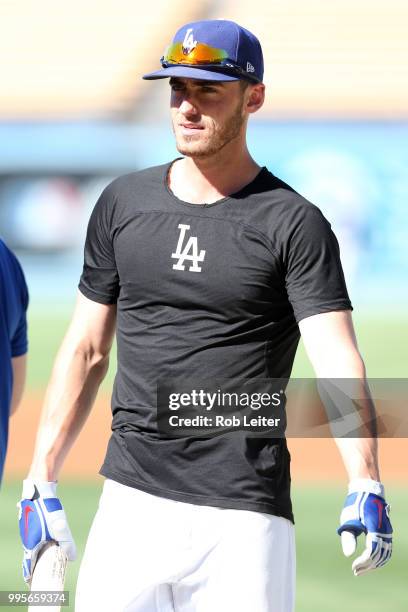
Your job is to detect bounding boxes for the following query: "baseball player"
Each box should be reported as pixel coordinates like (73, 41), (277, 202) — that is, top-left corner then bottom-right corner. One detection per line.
(0, 238), (28, 485)
(18, 19), (392, 612)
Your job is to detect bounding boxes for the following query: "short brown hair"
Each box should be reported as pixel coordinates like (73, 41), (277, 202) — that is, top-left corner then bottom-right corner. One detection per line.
(239, 79), (251, 92)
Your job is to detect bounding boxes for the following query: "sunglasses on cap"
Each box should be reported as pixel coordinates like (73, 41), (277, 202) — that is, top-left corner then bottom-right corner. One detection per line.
(161, 41), (261, 83)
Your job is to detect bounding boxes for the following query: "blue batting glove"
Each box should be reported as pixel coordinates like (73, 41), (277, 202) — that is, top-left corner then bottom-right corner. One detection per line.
(338, 479), (392, 576)
(17, 480), (76, 584)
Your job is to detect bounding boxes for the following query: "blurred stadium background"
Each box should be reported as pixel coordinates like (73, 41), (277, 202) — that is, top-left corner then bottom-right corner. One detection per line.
(0, 1), (407, 610)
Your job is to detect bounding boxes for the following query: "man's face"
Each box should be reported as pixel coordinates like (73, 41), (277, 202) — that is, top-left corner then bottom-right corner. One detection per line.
(169, 77), (249, 158)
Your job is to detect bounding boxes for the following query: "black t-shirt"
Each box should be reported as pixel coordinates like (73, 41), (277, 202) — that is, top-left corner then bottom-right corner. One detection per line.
(78, 160), (352, 522)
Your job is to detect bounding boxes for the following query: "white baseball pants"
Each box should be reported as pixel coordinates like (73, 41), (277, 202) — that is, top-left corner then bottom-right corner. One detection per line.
(75, 479), (295, 612)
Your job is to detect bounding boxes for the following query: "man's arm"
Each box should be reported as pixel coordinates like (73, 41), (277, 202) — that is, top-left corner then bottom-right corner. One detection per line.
(299, 309), (392, 575)
(27, 290), (116, 481)
(10, 354), (27, 416)
(298, 309), (379, 480)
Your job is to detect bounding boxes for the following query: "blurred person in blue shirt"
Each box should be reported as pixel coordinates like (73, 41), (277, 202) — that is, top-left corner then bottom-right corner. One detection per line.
(0, 238), (29, 484)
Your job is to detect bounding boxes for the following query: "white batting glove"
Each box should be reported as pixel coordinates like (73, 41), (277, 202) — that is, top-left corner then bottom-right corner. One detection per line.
(17, 479), (76, 584)
(338, 479), (393, 576)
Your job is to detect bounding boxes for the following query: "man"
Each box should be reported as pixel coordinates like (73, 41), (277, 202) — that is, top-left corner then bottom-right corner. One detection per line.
(19, 19), (392, 612)
(0, 238), (28, 485)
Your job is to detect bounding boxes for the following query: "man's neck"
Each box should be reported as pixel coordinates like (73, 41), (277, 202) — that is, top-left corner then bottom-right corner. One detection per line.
(168, 148), (261, 205)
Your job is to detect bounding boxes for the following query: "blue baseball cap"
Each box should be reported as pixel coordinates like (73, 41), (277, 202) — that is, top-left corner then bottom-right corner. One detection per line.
(143, 19), (263, 83)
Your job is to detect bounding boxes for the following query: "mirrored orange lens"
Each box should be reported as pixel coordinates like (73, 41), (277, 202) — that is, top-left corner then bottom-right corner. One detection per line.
(164, 42), (229, 65)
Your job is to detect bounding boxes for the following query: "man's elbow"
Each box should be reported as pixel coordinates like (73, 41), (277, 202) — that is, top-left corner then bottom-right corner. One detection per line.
(73, 344), (111, 380)
(93, 352), (111, 381)
(313, 349), (367, 379)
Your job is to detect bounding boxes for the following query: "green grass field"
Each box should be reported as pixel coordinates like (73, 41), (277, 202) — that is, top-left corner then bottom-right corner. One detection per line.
(0, 481), (406, 612)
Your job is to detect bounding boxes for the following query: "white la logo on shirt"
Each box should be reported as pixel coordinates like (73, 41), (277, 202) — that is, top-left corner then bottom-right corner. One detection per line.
(182, 28), (197, 55)
(171, 224), (206, 272)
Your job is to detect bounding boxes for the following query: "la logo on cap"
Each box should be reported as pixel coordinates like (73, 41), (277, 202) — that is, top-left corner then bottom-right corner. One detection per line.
(182, 28), (197, 55)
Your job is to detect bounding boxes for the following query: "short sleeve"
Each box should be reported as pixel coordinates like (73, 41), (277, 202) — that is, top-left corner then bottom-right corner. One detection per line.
(11, 264), (29, 357)
(78, 185), (120, 304)
(284, 207), (352, 323)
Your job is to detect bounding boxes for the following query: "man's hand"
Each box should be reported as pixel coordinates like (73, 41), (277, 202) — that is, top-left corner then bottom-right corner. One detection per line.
(338, 479), (392, 576)
(17, 479), (76, 584)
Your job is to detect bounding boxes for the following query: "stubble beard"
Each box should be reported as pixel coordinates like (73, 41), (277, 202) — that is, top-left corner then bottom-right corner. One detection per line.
(173, 98), (246, 159)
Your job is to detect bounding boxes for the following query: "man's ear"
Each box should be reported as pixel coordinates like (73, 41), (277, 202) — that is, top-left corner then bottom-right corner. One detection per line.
(246, 83), (265, 114)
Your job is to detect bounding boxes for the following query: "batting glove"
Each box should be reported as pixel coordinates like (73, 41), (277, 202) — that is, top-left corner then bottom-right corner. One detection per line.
(338, 478), (392, 576)
(17, 479), (76, 584)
